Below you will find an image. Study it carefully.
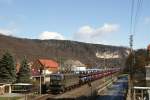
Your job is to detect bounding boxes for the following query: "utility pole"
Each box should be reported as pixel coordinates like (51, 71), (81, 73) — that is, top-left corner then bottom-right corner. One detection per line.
(129, 34), (133, 78)
(40, 75), (42, 95)
(39, 68), (42, 95)
(129, 34), (134, 99)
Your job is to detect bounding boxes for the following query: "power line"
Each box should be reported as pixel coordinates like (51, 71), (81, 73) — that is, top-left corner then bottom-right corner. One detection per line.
(133, 0), (144, 34)
(130, 0), (135, 35)
(129, 0), (144, 50)
(130, 0), (144, 35)
(128, 0), (144, 98)
(129, 0), (135, 98)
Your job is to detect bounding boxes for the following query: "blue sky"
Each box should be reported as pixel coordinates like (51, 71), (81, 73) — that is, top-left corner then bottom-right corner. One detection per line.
(0, 0), (150, 49)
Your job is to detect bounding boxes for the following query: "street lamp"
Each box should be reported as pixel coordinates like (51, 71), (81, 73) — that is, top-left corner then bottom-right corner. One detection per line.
(39, 68), (43, 95)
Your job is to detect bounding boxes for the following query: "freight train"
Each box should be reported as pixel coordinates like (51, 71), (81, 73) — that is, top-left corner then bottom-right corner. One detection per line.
(49, 68), (120, 93)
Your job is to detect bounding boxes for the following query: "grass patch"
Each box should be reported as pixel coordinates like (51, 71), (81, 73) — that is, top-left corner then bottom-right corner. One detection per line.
(0, 97), (22, 100)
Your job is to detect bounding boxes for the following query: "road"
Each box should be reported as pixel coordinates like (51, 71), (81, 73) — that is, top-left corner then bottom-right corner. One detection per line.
(96, 74), (128, 100)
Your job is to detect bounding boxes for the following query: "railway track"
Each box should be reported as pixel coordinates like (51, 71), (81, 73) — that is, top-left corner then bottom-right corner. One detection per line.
(32, 71), (121, 100)
(33, 74), (119, 100)
(33, 94), (58, 100)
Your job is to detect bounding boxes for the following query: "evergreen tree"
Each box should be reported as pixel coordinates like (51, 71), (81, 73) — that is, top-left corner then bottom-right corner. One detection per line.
(17, 57), (31, 83)
(0, 52), (16, 83)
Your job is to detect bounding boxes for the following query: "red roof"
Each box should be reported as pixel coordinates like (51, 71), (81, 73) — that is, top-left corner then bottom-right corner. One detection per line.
(38, 59), (59, 68)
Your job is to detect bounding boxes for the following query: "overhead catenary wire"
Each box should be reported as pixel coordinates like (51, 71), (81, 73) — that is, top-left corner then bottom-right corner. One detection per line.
(129, 0), (144, 98)
(129, 0), (135, 35)
(129, 0), (144, 65)
(129, 0), (144, 35)
(129, 0), (144, 50)
(133, 0), (144, 34)
(129, 1), (135, 98)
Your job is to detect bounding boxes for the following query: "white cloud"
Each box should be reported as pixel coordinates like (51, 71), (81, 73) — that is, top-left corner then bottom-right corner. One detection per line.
(0, 29), (13, 35)
(78, 26), (94, 35)
(97, 23), (119, 33)
(38, 31), (65, 40)
(144, 17), (150, 24)
(74, 23), (119, 41)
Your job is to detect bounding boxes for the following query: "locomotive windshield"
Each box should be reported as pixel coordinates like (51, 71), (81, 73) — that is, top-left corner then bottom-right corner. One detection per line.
(50, 74), (63, 80)
(50, 74), (64, 86)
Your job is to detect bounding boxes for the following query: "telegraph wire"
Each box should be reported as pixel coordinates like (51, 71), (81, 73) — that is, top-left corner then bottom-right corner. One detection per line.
(133, 0), (144, 34)
(130, 0), (135, 35)
(129, 0), (144, 49)
(129, 0), (144, 97)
